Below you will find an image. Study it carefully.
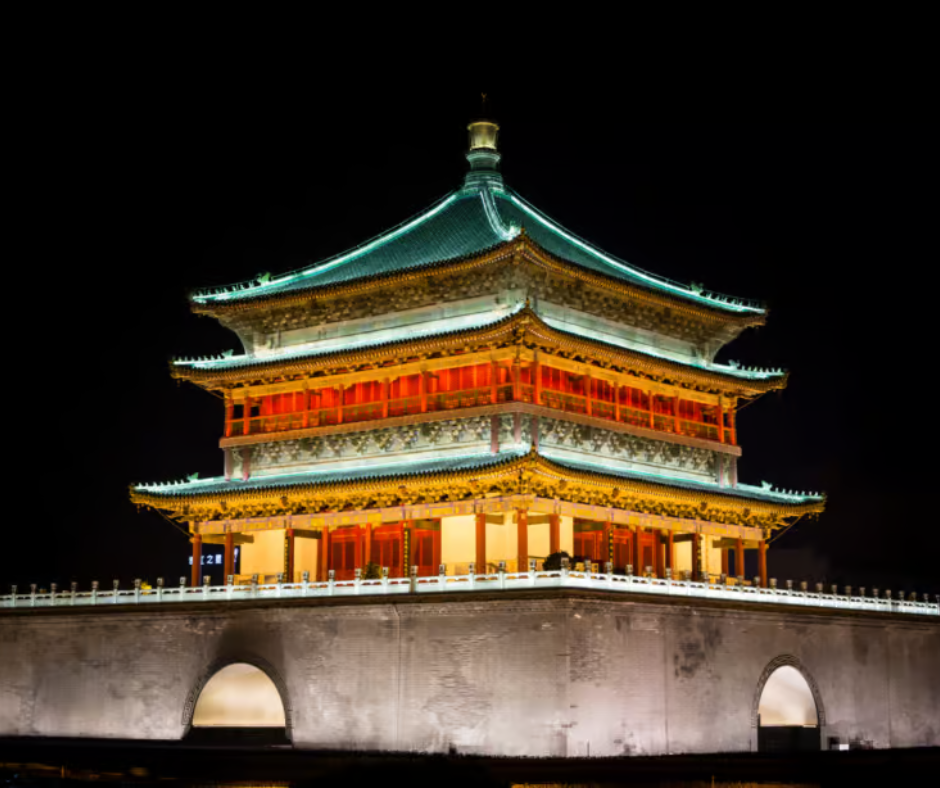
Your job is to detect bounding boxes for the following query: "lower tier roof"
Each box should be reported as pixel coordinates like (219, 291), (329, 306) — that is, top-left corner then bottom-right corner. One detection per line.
(131, 449), (824, 529)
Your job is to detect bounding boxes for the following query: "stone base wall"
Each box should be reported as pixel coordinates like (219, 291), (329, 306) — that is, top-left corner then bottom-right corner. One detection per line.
(1, 593), (937, 755)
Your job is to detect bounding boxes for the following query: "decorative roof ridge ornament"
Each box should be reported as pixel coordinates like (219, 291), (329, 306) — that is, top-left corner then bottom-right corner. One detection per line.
(464, 109), (504, 191)
(479, 184), (519, 241)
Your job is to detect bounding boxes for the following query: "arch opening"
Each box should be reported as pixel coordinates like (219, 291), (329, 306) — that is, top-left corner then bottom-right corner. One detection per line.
(188, 662), (289, 745)
(756, 664), (821, 752)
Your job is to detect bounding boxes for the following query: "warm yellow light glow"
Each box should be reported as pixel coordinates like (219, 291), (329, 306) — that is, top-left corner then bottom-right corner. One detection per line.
(759, 666), (818, 727)
(468, 121), (499, 150)
(441, 515), (476, 566)
(240, 529), (286, 578)
(295, 535), (318, 582)
(192, 663), (286, 727)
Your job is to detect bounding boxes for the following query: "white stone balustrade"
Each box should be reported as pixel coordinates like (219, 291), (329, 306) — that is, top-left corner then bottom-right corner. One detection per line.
(3, 570), (937, 617)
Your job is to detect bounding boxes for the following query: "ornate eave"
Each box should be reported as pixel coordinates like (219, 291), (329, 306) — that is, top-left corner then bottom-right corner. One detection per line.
(194, 236), (766, 334)
(172, 305), (786, 397)
(130, 450), (824, 529)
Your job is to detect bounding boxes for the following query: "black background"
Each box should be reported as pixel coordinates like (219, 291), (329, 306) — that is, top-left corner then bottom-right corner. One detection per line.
(5, 86), (934, 598)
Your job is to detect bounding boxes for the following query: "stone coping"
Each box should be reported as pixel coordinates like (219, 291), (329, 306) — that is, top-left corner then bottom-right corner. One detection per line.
(3, 568), (936, 617)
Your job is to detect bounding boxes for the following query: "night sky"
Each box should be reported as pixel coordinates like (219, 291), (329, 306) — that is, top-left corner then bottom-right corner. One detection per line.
(6, 90), (934, 598)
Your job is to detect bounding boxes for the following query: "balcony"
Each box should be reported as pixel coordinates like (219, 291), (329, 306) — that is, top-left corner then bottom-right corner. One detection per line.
(227, 384), (730, 447)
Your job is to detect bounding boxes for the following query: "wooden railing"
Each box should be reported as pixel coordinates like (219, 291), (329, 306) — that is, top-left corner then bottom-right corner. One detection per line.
(228, 384), (732, 445)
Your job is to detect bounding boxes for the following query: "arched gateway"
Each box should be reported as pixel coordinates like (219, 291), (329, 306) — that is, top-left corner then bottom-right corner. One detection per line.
(753, 655), (824, 752)
(184, 657), (291, 745)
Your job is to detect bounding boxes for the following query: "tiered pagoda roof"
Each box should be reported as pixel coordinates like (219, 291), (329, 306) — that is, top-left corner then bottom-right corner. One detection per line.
(132, 116), (824, 533)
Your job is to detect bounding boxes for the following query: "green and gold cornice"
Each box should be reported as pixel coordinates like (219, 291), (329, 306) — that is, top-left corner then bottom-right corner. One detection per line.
(131, 449), (824, 529)
(172, 305), (787, 398)
(193, 237), (765, 334)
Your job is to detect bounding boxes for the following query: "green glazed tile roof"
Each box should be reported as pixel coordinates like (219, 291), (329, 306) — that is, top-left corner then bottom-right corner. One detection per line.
(539, 450), (824, 505)
(192, 181), (764, 315)
(172, 300), (784, 383)
(134, 447), (820, 505)
(133, 451), (527, 497)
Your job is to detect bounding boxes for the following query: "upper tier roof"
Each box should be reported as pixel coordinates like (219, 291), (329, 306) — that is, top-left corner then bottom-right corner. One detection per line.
(190, 152), (764, 317)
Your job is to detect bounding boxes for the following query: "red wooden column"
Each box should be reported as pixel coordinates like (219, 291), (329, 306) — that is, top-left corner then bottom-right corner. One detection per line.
(549, 514), (560, 555)
(673, 395), (682, 434)
(721, 548), (730, 576)
(692, 533), (702, 581)
(475, 513), (486, 571)
(716, 398), (725, 444)
(666, 530), (674, 574)
(654, 531), (664, 578)
(533, 355), (542, 406)
(614, 384), (621, 423)
(735, 537), (745, 577)
(648, 391), (655, 430)
(419, 372), (428, 413)
(381, 378), (390, 419)
(286, 528), (295, 582)
(243, 395), (252, 435)
(728, 400), (737, 445)
(318, 527), (330, 582)
(633, 526), (642, 572)
(490, 360), (499, 404)
(512, 358), (521, 401)
(224, 532), (234, 581)
(336, 385), (344, 424)
(603, 521), (612, 569)
(516, 509), (528, 572)
(224, 395), (234, 437)
(364, 523), (373, 567)
(585, 373), (593, 416)
(191, 533), (202, 587)
(759, 539), (768, 588)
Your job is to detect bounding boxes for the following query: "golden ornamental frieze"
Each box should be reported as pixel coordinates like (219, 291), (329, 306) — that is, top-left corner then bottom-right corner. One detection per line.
(131, 451), (823, 528)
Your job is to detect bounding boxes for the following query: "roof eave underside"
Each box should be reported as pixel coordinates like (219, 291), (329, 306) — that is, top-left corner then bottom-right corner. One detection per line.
(131, 452), (824, 517)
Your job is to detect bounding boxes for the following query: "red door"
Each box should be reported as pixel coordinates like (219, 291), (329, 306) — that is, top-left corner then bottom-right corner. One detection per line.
(575, 530), (606, 565)
(372, 524), (404, 577)
(412, 527), (441, 577)
(330, 526), (362, 581)
(613, 529), (635, 573)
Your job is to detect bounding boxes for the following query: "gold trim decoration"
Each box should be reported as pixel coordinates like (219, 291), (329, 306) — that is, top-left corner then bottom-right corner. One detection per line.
(192, 237), (766, 330)
(131, 449), (823, 529)
(174, 306), (786, 397)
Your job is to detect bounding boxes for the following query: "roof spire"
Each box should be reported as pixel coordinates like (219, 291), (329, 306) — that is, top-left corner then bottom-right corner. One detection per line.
(465, 98), (503, 190)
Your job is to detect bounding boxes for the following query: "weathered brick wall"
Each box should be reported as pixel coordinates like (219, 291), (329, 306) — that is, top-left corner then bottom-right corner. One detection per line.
(0, 593), (937, 755)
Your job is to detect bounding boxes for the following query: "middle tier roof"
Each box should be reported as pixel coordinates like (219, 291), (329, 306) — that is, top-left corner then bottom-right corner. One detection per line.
(172, 303), (786, 397)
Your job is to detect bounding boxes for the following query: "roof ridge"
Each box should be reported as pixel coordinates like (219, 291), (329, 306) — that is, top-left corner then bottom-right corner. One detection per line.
(191, 189), (466, 304)
(500, 188), (764, 315)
